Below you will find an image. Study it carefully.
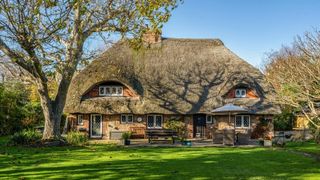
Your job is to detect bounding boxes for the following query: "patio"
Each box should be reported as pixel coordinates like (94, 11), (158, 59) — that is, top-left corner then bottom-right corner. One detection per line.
(89, 138), (260, 148)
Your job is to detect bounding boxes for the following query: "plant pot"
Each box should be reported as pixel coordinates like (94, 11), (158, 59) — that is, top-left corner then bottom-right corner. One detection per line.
(264, 140), (272, 147)
(124, 139), (130, 145)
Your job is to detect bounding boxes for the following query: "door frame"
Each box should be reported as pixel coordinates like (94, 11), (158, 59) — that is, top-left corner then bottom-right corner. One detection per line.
(193, 114), (206, 138)
(90, 114), (103, 138)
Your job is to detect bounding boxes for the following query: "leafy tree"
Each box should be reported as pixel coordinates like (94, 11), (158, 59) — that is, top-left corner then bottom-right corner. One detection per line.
(0, 82), (43, 135)
(0, 0), (180, 140)
(273, 108), (295, 131)
(264, 30), (320, 143)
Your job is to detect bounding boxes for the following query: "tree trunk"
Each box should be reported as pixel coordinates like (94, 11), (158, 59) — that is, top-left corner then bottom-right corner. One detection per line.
(42, 108), (62, 140)
(36, 79), (62, 140)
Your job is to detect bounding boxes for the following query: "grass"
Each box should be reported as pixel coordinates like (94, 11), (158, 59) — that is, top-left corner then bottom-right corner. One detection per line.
(285, 140), (320, 156)
(0, 137), (320, 179)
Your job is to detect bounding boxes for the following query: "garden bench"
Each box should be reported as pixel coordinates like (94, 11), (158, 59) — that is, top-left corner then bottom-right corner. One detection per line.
(145, 129), (178, 144)
(130, 127), (145, 139)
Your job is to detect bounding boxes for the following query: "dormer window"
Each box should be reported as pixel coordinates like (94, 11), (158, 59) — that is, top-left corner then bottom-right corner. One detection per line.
(235, 88), (246, 98)
(99, 86), (123, 96)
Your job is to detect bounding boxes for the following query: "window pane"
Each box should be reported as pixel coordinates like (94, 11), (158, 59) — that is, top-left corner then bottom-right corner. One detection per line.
(155, 116), (162, 128)
(241, 90), (246, 96)
(235, 90), (240, 96)
(117, 87), (123, 95)
(121, 115), (126, 123)
(243, 116), (250, 127)
(147, 116), (154, 128)
(99, 87), (105, 95)
(127, 115), (133, 123)
(105, 87), (111, 95)
(112, 87), (117, 95)
(95, 115), (101, 121)
(235, 116), (242, 127)
(78, 115), (83, 125)
(206, 115), (212, 123)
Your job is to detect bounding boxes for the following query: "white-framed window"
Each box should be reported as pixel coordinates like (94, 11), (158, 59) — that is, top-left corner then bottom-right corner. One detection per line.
(206, 115), (215, 124)
(77, 115), (83, 125)
(235, 115), (250, 128)
(121, 114), (133, 124)
(235, 88), (246, 98)
(99, 86), (123, 96)
(147, 115), (163, 129)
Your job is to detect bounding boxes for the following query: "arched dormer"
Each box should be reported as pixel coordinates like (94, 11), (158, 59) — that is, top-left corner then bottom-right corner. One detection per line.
(81, 80), (139, 100)
(224, 84), (259, 99)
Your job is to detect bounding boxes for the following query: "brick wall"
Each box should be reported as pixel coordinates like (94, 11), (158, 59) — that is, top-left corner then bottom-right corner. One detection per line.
(68, 114), (273, 140)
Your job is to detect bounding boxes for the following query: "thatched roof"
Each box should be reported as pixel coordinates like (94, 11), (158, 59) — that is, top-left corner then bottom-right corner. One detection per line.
(65, 37), (280, 115)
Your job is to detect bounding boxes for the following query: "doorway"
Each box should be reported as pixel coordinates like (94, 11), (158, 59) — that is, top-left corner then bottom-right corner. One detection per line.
(193, 114), (206, 138)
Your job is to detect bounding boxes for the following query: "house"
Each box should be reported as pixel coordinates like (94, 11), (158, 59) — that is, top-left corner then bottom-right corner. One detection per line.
(64, 33), (280, 142)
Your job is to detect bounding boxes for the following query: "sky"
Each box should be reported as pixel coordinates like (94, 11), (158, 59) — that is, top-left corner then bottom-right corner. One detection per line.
(160, 0), (320, 67)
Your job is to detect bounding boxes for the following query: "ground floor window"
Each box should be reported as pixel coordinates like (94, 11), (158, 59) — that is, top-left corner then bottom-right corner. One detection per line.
(235, 115), (250, 128)
(121, 114), (133, 124)
(147, 115), (162, 129)
(206, 115), (215, 124)
(90, 114), (103, 138)
(77, 115), (83, 125)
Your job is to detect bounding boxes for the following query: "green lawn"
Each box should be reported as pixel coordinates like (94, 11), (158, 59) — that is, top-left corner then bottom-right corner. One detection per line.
(285, 141), (320, 156)
(0, 137), (320, 180)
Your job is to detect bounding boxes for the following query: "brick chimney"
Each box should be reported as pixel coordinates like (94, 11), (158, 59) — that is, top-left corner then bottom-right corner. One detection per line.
(142, 31), (161, 44)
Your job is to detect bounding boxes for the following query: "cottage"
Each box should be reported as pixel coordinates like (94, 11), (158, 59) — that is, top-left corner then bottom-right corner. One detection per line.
(65, 33), (280, 143)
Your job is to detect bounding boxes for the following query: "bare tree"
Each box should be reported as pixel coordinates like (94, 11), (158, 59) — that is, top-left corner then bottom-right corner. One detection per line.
(264, 30), (320, 143)
(0, 0), (180, 140)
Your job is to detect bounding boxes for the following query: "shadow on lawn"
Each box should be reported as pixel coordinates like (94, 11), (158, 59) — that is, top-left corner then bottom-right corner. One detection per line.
(0, 144), (320, 179)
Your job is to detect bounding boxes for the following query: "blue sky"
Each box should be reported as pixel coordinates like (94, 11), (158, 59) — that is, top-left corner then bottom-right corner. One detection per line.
(161, 0), (320, 67)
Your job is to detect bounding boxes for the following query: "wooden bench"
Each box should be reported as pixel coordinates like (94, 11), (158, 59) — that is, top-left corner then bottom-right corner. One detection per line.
(130, 127), (145, 139)
(145, 129), (178, 144)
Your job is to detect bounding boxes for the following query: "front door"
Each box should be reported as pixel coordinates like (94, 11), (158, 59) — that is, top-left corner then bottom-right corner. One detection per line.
(90, 114), (102, 138)
(193, 114), (206, 138)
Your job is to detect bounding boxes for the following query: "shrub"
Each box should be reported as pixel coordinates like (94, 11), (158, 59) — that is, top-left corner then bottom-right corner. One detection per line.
(251, 118), (272, 139)
(0, 82), (44, 136)
(165, 118), (187, 140)
(273, 109), (295, 131)
(66, 131), (88, 146)
(8, 129), (42, 146)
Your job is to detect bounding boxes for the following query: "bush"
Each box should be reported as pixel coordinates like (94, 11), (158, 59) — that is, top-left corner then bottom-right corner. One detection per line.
(273, 109), (295, 131)
(165, 118), (187, 140)
(8, 129), (42, 146)
(251, 118), (272, 139)
(66, 131), (88, 146)
(0, 82), (44, 136)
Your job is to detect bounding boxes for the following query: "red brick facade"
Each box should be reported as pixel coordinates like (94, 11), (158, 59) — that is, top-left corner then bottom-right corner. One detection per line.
(68, 113), (273, 140)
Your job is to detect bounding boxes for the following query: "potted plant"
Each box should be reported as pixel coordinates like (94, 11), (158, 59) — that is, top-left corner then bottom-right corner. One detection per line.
(121, 132), (132, 145)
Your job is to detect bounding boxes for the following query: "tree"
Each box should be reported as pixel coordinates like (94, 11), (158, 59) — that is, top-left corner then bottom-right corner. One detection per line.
(264, 30), (320, 143)
(0, 0), (180, 140)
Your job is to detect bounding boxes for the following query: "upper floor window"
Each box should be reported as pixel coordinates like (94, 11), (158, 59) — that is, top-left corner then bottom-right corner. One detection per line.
(235, 88), (246, 98)
(99, 86), (123, 96)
